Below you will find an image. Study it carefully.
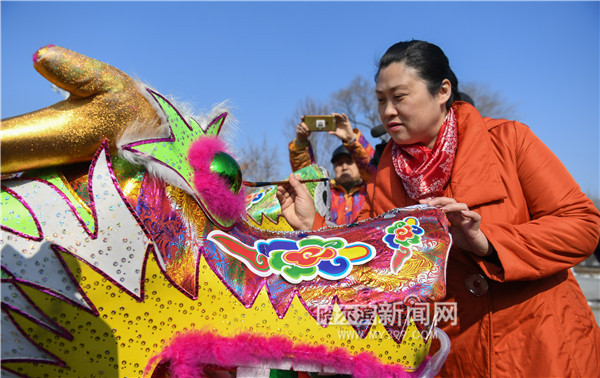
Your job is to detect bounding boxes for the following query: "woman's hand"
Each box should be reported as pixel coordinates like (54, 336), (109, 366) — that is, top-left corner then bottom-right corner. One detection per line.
(419, 197), (492, 257)
(276, 173), (316, 231)
(331, 113), (355, 143)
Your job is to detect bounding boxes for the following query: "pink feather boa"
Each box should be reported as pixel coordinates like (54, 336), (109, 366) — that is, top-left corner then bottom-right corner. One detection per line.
(145, 330), (427, 377)
(188, 137), (246, 221)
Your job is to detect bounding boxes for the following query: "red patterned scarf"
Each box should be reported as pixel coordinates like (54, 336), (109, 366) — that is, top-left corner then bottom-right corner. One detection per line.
(392, 108), (458, 201)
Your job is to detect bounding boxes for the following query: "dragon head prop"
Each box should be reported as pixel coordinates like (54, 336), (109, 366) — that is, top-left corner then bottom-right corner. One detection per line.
(0, 46), (452, 377)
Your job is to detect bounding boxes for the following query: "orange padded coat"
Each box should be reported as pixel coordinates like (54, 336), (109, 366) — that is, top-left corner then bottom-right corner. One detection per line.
(336, 102), (600, 376)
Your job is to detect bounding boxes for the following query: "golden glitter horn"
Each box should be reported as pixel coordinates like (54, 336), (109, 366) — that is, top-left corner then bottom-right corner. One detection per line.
(0, 45), (161, 174)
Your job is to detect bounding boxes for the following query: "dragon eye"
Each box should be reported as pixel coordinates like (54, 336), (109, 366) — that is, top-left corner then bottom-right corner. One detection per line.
(209, 152), (243, 194)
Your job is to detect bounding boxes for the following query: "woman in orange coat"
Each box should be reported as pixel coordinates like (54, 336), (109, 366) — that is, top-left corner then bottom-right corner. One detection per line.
(277, 40), (600, 376)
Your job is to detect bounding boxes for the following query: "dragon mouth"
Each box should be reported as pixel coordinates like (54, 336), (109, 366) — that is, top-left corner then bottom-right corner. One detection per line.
(146, 330), (431, 377)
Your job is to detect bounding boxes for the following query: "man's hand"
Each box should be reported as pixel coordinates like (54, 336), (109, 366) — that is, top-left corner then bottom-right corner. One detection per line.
(1, 45), (161, 173)
(295, 120), (311, 145)
(330, 113), (355, 143)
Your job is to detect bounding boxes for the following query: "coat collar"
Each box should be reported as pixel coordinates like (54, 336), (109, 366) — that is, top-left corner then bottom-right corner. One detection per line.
(448, 102), (507, 207)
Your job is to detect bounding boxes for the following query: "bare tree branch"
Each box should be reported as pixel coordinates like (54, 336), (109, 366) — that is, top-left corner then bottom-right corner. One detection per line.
(237, 134), (283, 182)
(330, 76), (380, 131)
(460, 82), (519, 119)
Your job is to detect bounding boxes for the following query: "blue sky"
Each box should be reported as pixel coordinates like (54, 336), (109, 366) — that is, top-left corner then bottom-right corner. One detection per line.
(2, 1), (599, 196)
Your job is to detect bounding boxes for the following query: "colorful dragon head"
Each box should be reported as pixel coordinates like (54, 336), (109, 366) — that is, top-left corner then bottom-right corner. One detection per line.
(1, 46), (452, 377)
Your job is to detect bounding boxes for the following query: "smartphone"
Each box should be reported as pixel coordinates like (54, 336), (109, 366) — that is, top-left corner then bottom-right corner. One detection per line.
(304, 115), (336, 132)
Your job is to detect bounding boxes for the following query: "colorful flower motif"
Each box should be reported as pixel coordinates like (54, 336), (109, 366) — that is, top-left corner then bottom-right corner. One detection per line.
(283, 245), (337, 268)
(383, 217), (424, 250)
(207, 232), (376, 284)
(269, 250), (318, 283)
(382, 217), (425, 274)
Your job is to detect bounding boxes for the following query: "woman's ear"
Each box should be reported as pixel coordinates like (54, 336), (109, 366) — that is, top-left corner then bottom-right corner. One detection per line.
(438, 79), (452, 105)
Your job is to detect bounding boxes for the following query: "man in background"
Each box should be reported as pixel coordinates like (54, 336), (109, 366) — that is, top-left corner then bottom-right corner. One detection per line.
(288, 113), (375, 225)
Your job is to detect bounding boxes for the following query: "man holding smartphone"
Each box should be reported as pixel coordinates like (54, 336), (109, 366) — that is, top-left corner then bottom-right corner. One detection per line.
(288, 113), (376, 225)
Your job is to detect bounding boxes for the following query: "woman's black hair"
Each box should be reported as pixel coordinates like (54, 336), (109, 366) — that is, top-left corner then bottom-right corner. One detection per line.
(375, 40), (461, 110)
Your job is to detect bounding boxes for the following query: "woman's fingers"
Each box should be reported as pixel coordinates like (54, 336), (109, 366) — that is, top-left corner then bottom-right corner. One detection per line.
(420, 197), (489, 256)
(444, 206), (480, 226)
(442, 203), (470, 213)
(420, 197), (456, 207)
(420, 197), (470, 214)
(276, 174), (316, 231)
(460, 210), (481, 222)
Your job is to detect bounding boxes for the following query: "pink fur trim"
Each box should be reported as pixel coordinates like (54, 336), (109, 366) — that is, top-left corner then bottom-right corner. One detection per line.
(145, 330), (427, 377)
(188, 137), (246, 221)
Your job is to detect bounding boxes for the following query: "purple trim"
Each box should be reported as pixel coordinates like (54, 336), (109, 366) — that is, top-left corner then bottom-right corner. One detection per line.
(1, 307), (66, 367)
(144, 244), (200, 302)
(1, 175), (96, 241)
(2, 245), (98, 317)
(205, 253), (268, 309)
(65, 142), (151, 302)
(147, 88), (194, 132)
(1, 277), (72, 340)
(1, 266), (14, 278)
(122, 89), (192, 149)
(0, 142), (156, 312)
(96, 141), (153, 301)
(206, 112), (227, 136)
(0, 185), (43, 241)
(1, 366), (28, 378)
